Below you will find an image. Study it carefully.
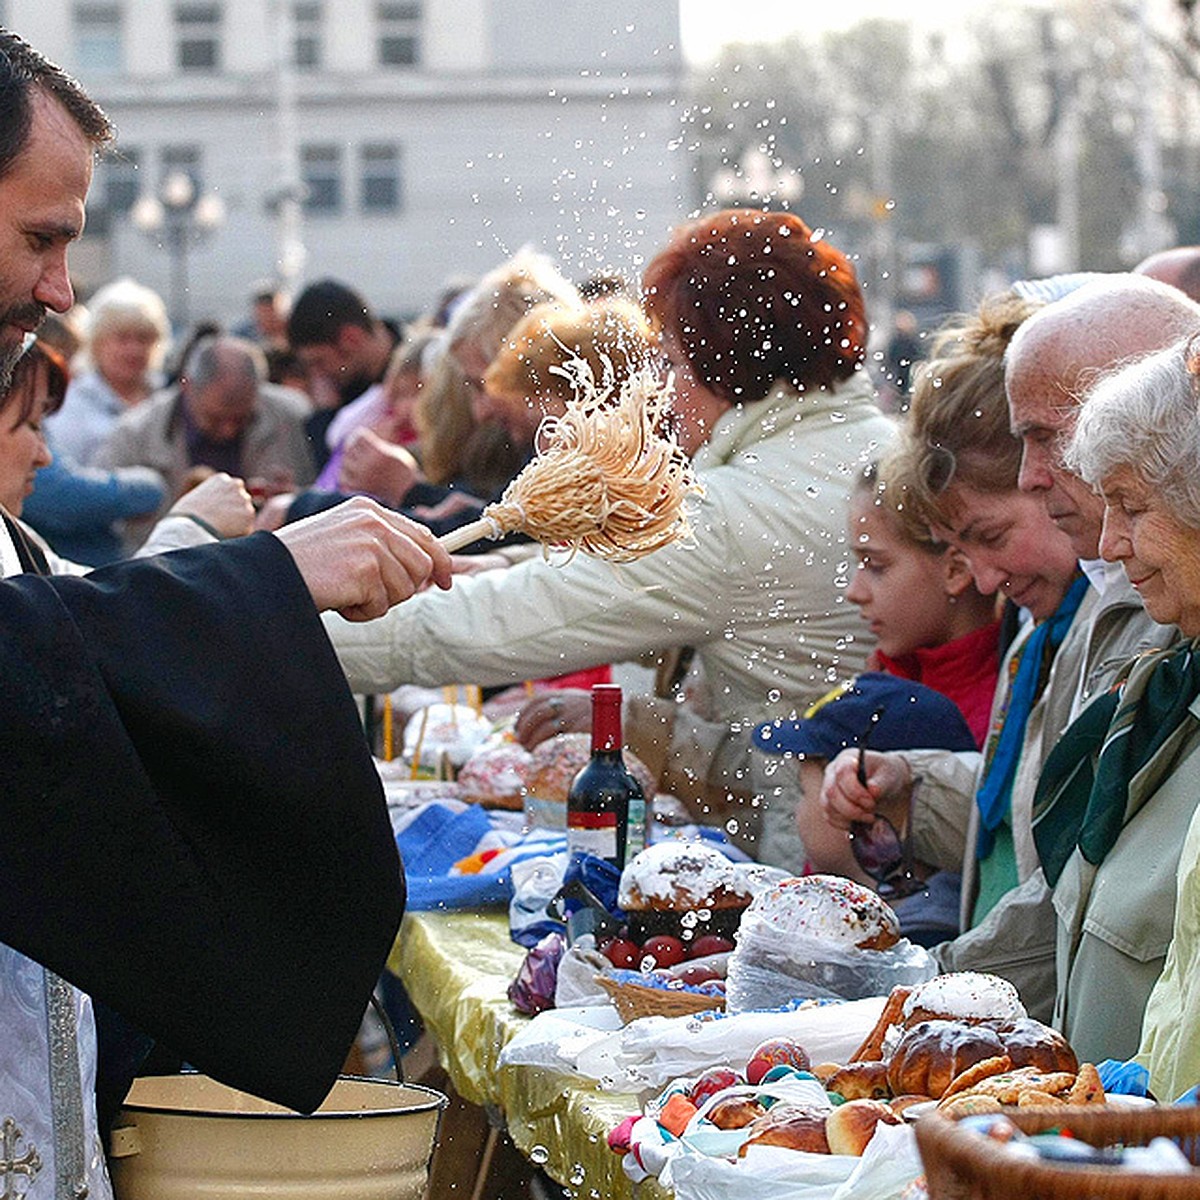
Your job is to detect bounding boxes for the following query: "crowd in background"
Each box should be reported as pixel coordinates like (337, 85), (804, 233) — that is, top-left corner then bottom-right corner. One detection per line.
(13, 151), (1200, 1113)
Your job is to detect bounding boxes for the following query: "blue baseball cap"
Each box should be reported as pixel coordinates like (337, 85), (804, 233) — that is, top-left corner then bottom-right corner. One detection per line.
(752, 672), (977, 758)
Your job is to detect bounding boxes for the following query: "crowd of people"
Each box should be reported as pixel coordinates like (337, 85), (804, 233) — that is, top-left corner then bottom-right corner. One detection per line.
(6, 19), (1200, 1200)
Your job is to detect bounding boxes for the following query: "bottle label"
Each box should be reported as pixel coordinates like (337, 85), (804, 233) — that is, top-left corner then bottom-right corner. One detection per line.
(626, 797), (646, 859)
(568, 812), (618, 861)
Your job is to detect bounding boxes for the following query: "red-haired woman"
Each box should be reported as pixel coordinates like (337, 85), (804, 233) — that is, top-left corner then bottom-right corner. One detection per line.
(329, 210), (896, 844)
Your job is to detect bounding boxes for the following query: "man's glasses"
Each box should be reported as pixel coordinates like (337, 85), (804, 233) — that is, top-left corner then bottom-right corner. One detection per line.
(849, 706), (924, 900)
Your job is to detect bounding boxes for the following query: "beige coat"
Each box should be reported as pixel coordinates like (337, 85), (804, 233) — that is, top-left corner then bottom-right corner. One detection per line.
(327, 375), (894, 737)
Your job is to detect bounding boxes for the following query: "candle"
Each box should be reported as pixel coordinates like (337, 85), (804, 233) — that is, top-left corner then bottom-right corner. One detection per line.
(382, 695), (394, 762)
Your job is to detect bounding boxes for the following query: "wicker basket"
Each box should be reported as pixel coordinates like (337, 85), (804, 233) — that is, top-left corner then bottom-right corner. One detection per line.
(594, 974), (726, 1023)
(916, 1103), (1200, 1200)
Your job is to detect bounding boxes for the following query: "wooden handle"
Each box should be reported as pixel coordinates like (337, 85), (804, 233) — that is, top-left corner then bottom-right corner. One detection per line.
(438, 517), (496, 553)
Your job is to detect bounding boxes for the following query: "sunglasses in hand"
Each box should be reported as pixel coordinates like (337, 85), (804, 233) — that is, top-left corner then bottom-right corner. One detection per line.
(849, 705), (925, 900)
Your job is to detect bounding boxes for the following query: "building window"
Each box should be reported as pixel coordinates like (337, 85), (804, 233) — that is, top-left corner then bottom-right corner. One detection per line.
(376, 1), (420, 67)
(293, 1), (322, 70)
(103, 147), (141, 213)
(360, 143), (402, 213)
(175, 2), (222, 71)
(74, 3), (123, 75)
(302, 144), (342, 214)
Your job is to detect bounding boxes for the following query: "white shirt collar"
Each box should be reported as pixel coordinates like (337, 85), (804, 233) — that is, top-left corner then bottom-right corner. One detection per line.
(1080, 556), (1123, 596)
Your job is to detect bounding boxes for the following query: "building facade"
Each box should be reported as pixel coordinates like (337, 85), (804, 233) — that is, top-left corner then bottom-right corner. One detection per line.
(4, 0), (688, 328)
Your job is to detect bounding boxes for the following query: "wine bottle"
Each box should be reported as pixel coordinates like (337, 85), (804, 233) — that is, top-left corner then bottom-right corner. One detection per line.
(566, 684), (646, 868)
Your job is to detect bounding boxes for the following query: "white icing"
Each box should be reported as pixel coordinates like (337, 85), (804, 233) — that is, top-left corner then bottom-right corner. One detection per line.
(738, 874), (899, 948)
(618, 840), (746, 908)
(901, 972), (1026, 1022)
(403, 703), (493, 767)
(458, 743), (533, 799)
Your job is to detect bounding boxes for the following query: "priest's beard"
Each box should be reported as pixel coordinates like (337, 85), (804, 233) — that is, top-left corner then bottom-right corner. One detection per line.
(0, 304), (46, 393)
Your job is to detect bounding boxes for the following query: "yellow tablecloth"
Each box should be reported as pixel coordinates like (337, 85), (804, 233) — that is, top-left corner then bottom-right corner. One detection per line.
(388, 910), (669, 1199)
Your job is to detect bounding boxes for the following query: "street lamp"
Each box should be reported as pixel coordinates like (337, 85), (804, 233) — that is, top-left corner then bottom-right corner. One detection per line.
(130, 169), (226, 329)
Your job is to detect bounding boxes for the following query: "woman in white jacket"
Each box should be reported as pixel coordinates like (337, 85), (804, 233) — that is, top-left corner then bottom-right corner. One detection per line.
(326, 210), (895, 843)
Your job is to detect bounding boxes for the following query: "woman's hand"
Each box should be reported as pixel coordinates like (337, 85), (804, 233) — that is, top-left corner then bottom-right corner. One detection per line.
(338, 427), (421, 505)
(819, 748), (913, 831)
(515, 688), (592, 749)
(170, 472), (256, 538)
(274, 497), (452, 621)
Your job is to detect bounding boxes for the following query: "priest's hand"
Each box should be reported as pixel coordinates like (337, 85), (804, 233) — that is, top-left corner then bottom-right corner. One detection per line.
(274, 497), (452, 621)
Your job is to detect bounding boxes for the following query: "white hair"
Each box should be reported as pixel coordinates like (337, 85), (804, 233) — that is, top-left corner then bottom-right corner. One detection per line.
(1065, 333), (1200, 528)
(83, 276), (171, 371)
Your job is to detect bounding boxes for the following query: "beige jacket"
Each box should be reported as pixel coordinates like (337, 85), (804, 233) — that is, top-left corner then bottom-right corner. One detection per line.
(328, 375), (894, 740)
(921, 570), (1178, 1019)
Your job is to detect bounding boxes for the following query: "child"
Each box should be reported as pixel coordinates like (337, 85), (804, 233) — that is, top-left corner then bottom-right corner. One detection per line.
(790, 454), (1000, 886)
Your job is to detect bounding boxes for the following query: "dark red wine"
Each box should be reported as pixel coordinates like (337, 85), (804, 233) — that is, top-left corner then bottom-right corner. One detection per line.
(566, 684), (646, 868)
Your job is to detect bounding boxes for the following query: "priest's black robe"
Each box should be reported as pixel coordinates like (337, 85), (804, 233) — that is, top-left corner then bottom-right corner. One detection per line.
(0, 531), (405, 1114)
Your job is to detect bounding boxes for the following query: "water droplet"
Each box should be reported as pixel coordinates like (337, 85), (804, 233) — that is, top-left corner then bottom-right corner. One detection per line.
(805, 484), (820, 498)
(767, 688), (781, 703)
(530, 1145), (549, 1165)
(830, 410), (846, 423)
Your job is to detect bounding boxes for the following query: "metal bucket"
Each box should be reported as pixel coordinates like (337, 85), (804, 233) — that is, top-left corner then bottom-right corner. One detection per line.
(109, 1074), (447, 1200)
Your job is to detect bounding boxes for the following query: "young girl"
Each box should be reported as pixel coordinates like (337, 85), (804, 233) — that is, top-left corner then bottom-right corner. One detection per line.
(794, 452), (1001, 880)
(846, 457), (1000, 746)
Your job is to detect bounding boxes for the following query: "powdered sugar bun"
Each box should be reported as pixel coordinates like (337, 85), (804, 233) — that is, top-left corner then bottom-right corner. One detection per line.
(902, 972), (1026, 1027)
(741, 875), (900, 951)
(522, 731), (655, 804)
(457, 742), (533, 810)
(618, 840), (752, 912)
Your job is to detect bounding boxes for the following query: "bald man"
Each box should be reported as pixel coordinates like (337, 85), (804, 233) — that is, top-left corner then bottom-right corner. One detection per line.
(1134, 246), (1200, 303)
(978, 274), (1198, 1055)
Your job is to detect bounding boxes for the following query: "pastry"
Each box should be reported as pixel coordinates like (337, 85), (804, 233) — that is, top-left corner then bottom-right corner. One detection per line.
(901, 972), (1026, 1027)
(522, 731), (654, 803)
(886, 1020), (1007, 1099)
(457, 742), (532, 810)
(737, 874), (901, 952)
(706, 1094), (766, 1130)
(982, 1017), (1078, 1076)
(738, 1105), (830, 1156)
(618, 840), (753, 913)
(825, 1098), (902, 1155)
(824, 1061), (891, 1101)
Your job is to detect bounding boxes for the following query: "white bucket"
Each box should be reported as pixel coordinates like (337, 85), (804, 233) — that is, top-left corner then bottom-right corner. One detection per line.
(109, 1074), (447, 1200)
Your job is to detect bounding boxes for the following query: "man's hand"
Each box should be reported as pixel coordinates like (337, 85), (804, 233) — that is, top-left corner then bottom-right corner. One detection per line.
(819, 748), (913, 831)
(274, 497), (452, 621)
(515, 688), (592, 749)
(337, 427), (421, 505)
(170, 472), (256, 538)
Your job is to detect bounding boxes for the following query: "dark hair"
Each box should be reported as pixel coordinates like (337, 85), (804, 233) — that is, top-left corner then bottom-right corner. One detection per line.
(4, 340), (69, 427)
(286, 279), (374, 348)
(641, 208), (867, 402)
(0, 28), (112, 182)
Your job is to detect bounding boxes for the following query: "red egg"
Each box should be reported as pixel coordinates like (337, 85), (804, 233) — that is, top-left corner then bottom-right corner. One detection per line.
(640, 934), (688, 969)
(688, 934), (736, 959)
(675, 964), (722, 987)
(689, 1066), (741, 1106)
(602, 938), (641, 969)
(745, 1037), (811, 1085)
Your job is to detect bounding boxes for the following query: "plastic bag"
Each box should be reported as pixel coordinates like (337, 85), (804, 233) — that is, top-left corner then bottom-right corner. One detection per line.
(725, 918), (936, 1013)
(508, 852), (568, 948)
(507, 929), (566, 1014)
(554, 935), (614, 1008)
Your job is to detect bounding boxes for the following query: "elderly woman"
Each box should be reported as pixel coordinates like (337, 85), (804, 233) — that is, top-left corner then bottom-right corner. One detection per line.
(45, 277), (170, 465)
(326, 209), (895, 842)
(1045, 334), (1199, 1081)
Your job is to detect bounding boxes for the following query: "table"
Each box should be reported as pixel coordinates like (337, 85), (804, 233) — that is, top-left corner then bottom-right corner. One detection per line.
(388, 910), (670, 1199)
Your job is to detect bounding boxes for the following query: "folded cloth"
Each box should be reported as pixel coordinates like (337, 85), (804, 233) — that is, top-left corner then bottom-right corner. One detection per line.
(394, 799), (567, 911)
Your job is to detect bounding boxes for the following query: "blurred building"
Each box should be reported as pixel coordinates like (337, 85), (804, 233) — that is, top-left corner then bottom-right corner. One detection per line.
(4, 0), (686, 326)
